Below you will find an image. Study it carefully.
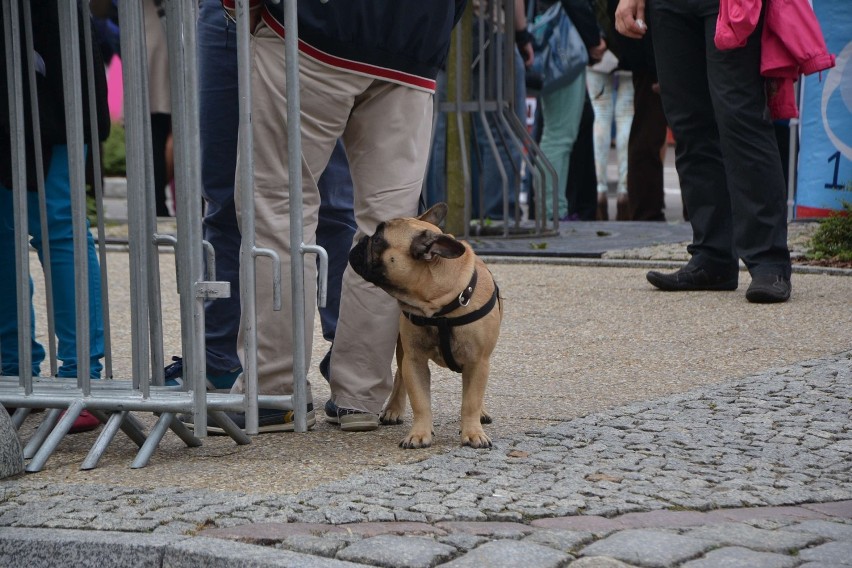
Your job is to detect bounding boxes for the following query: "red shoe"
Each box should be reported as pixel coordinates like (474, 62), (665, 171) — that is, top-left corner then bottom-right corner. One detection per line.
(66, 410), (101, 434)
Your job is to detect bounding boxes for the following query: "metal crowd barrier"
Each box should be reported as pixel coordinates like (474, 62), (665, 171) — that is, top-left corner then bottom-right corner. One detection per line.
(435, 0), (559, 239)
(0, 0), (318, 471)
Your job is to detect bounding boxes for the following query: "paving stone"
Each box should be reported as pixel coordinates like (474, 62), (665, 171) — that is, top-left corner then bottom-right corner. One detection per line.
(568, 557), (637, 567)
(436, 533), (488, 552)
(0, 406), (24, 479)
(199, 523), (347, 545)
(684, 522), (822, 553)
(523, 529), (595, 553)
(434, 521), (533, 538)
(681, 546), (798, 568)
(335, 535), (455, 568)
(802, 501), (852, 519)
(167, 536), (365, 567)
(786, 519), (852, 541)
(439, 540), (571, 568)
(797, 541), (852, 566)
(340, 522), (446, 538)
(713, 506), (826, 523)
(614, 510), (713, 529)
(277, 535), (349, 558)
(531, 516), (625, 534)
(579, 529), (715, 568)
(0, 527), (185, 568)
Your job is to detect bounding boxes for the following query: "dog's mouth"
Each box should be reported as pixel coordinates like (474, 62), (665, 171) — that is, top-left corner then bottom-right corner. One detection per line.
(349, 230), (388, 285)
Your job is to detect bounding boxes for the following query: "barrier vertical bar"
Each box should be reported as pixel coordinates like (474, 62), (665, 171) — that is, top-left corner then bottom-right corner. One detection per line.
(3, 0), (33, 394)
(57, 0), (91, 392)
(236, 0), (260, 435)
(81, 1), (113, 378)
(283, 0), (309, 433)
(164, 0), (207, 434)
(21, 0), (58, 377)
(117, 0), (152, 394)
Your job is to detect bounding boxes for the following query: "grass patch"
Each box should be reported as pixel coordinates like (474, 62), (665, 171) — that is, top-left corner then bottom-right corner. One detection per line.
(807, 201), (852, 263)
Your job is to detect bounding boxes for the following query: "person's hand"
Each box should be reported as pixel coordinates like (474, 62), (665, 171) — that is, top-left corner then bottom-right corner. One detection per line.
(515, 29), (535, 67)
(615, 0), (647, 39)
(520, 41), (535, 67)
(588, 39), (607, 65)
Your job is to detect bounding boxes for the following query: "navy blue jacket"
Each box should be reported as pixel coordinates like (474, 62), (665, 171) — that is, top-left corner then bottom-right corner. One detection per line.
(262, 0), (467, 91)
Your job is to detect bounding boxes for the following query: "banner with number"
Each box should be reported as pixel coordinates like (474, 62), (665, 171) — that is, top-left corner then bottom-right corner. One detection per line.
(795, 0), (852, 218)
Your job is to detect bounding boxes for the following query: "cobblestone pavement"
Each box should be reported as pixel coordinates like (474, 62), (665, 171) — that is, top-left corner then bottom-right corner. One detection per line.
(3, 351), (850, 567)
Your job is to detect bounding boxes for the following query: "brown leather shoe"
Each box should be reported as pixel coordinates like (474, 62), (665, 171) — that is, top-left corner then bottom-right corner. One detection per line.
(596, 193), (609, 221)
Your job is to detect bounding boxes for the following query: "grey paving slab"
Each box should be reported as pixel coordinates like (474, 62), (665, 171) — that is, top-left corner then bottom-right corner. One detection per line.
(164, 537), (368, 568)
(569, 558), (638, 568)
(683, 522), (823, 553)
(439, 539), (572, 567)
(786, 520), (852, 541)
(681, 547), (798, 568)
(335, 535), (455, 568)
(796, 542), (852, 566)
(0, 528), (186, 568)
(579, 529), (716, 568)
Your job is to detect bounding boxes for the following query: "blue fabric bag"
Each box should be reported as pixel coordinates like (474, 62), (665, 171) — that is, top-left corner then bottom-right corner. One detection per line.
(528, 2), (588, 94)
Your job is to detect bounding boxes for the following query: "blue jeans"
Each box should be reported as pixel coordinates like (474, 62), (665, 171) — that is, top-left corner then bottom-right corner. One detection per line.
(0, 145), (104, 379)
(197, 0), (355, 373)
(471, 40), (526, 220)
(316, 142), (356, 343)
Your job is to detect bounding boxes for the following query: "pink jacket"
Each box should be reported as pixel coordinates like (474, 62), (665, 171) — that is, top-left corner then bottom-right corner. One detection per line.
(715, 0), (835, 120)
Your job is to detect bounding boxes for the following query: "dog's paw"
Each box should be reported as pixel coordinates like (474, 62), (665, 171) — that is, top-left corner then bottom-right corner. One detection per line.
(480, 409), (492, 424)
(380, 409), (404, 425)
(461, 429), (492, 449)
(400, 430), (433, 449)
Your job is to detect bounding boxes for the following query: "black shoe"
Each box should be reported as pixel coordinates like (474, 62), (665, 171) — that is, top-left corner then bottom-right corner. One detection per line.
(183, 404), (315, 435)
(163, 356), (241, 391)
(323, 399), (378, 432)
(646, 265), (738, 292)
(746, 273), (791, 303)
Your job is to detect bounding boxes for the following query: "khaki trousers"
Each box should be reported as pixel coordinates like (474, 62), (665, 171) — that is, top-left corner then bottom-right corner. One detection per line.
(234, 23), (434, 414)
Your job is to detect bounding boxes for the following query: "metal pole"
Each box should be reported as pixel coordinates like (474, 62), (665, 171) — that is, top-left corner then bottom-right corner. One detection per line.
(164, 0), (207, 435)
(4, 0), (33, 393)
(57, 0), (91, 392)
(236, 0), (260, 435)
(284, 0), (309, 433)
(117, 0), (152, 394)
(81, 1), (114, 378)
(22, 0), (58, 377)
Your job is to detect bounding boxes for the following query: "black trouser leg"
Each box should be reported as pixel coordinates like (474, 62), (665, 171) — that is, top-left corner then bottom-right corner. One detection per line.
(627, 69), (667, 221)
(650, 0), (790, 277)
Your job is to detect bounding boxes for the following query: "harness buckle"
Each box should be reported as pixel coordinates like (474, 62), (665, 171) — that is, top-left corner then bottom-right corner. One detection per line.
(458, 287), (472, 307)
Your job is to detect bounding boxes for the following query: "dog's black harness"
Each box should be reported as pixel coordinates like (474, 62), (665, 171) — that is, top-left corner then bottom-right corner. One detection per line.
(401, 269), (500, 373)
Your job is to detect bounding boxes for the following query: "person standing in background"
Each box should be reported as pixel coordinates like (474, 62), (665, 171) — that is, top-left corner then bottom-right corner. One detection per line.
(616, 0), (793, 302)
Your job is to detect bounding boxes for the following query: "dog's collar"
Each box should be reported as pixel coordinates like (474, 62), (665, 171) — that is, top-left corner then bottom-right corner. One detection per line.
(431, 269), (478, 318)
(401, 268), (500, 373)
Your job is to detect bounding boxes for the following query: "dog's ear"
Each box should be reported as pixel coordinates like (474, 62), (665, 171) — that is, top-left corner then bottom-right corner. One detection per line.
(417, 203), (448, 227)
(411, 230), (466, 261)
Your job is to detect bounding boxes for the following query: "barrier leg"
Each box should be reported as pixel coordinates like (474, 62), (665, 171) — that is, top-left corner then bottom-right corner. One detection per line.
(131, 412), (175, 469)
(26, 400), (85, 472)
(209, 411), (251, 445)
(22, 408), (62, 459)
(11, 408), (30, 430)
(89, 409), (148, 448)
(81, 410), (128, 470)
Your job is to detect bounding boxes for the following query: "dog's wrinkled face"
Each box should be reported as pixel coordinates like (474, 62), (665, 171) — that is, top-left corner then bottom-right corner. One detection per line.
(348, 204), (466, 305)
